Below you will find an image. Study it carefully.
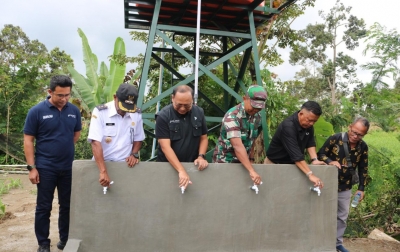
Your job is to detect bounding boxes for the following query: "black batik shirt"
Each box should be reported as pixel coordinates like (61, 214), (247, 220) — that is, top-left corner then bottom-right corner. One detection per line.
(317, 132), (368, 192)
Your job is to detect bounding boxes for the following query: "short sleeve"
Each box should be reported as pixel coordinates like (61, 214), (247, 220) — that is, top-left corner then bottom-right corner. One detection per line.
(223, 113), (241, 139)
(23, 108), (38, 136)
(87, 108), (103, 142)
(133, 113), (145, 141)
(155, 113), (170, 139)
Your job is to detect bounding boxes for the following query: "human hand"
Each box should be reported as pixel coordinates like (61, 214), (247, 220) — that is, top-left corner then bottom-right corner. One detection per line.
(194, 158), (208, 171)
(355, 190), (365, 201)
(125, 155), (139, 167)
(29, 169), (40, 184)
(249, 171), (261, 185)
(99, 171), (111, 187)
(329, 161), (342, 169)
(312, 160), (326, 165)
(309, 174), (323, 189)
(178, 170), (190, 188)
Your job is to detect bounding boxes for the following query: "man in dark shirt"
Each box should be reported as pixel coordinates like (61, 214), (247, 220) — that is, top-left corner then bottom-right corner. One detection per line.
(263, 101), (325, 188)
(317, 117), (369, 252)
(155, 85), (208, 189)
(24, 75), (82, 252)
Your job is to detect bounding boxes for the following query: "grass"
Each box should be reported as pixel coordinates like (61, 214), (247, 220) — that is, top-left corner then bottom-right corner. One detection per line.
(364, 130), (400, 160)
(0, 177), (23, 218)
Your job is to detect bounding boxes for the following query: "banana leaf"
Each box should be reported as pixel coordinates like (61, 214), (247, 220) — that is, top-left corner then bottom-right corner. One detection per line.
(104, 37), (126, 101)
(77, 28), (102, 104)
(68, 65), (96, 111)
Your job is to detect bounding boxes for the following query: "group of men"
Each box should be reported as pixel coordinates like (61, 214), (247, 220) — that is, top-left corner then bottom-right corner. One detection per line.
(24, 75), (368, 252)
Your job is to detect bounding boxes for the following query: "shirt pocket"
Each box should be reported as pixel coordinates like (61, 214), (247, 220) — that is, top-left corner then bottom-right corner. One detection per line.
(104, 126), (117, 137)
(192, 120), (202, 137)
(169, 123), (181, 141)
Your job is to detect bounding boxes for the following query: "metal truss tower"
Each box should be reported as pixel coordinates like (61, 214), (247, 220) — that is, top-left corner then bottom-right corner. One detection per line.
(124, 0), (297, 160)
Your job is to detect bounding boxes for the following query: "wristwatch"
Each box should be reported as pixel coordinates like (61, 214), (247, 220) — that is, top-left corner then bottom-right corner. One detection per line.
(131, 152), (139, 159)
(27, 164), (36, 171)
(198, 154), (206, 159)
(311, 157), (318, 162)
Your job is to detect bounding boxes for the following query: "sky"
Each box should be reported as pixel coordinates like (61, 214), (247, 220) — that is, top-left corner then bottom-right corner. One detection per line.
(1, 0), (400, 86)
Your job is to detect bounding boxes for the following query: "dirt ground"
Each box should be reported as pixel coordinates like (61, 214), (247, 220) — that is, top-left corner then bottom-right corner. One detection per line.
(0, 174), (59, 252)
(1, 173), (400, 252)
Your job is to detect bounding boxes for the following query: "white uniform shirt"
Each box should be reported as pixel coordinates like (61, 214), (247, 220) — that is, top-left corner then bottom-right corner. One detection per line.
(87, 101), (145, 161)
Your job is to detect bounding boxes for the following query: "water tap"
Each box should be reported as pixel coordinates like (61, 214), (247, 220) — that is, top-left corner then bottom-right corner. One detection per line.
(310, 186), (321, 196)
(103, 181), (114, 195)
(180, 181), (192, 194)
(250, 181), (263, 194)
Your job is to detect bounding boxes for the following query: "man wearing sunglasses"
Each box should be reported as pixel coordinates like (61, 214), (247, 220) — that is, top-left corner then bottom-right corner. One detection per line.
(317, 117), (370, 252)
(88, 83), (145, 188)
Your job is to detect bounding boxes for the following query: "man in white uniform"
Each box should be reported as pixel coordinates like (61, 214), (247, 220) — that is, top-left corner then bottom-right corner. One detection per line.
(88, 83), (145, 187)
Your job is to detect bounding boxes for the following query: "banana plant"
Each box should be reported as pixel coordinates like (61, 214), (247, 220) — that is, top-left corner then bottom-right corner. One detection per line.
(68, 28), (126, 116)
(104, 37), (126, 101)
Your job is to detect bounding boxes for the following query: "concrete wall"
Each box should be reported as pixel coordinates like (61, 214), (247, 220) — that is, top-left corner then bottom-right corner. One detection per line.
(66, 161), (338, 252)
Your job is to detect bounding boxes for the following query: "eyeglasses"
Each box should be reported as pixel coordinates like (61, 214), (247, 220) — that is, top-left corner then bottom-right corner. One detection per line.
(173, 102), (192, 110)
(53, 93), (71, 99)
(350, 127), (365, 138)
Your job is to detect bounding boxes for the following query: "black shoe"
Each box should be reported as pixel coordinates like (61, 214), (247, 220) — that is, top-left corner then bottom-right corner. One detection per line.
(57, 240), (67, 250)
(37, 244), (50, 252)
(336, 245), (349, 252)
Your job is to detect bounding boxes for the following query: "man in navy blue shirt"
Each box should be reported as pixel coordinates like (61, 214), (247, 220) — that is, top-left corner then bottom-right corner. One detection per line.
(23, 75), (82, 252)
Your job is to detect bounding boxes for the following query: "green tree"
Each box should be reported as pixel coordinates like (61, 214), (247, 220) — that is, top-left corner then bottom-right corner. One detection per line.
(0, 24), (73, 163)
(257, 0), (316, 66)
(352, 83), (400, 132)
(362, 23), (400, 88)
(289, 0), (366, 108)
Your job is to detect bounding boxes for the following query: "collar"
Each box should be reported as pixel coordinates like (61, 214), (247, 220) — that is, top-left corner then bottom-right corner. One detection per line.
(343, 132), (362, 151)
(44, 96), (54, 108)
(107, 101), (119, 117)
(239, 102), (252, 118)
(171, 104), (191, 118)
(45, 96), (69, 109)
(293, 111), (304, 132)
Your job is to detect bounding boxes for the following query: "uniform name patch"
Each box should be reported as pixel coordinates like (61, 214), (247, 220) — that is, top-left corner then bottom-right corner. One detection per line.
(43, 115), (53, 119)
(106, 123), (115, 126)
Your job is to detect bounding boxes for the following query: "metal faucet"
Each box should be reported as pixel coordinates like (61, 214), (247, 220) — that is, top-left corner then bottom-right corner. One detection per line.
(180, 181), (192, 194)
(251, 181), (263, 194)
(310, 186), (321, 196)
(103, 181), (114, 194)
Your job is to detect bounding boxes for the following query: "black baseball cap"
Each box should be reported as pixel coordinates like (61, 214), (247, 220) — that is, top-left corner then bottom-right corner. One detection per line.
(116, 83), (138, 112)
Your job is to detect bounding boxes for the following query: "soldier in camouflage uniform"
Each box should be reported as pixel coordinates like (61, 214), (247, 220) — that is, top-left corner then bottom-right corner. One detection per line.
(213, 85), (267, 185)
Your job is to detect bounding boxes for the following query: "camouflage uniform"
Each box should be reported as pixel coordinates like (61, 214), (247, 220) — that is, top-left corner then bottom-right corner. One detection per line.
(213, 102), (262, 163)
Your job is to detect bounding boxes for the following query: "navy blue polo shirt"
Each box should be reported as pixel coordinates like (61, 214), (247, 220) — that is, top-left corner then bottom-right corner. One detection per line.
(23, 98), (82, 170)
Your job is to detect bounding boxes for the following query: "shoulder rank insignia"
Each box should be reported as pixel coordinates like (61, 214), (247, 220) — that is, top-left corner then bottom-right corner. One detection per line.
(96, 104), (108, 110)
